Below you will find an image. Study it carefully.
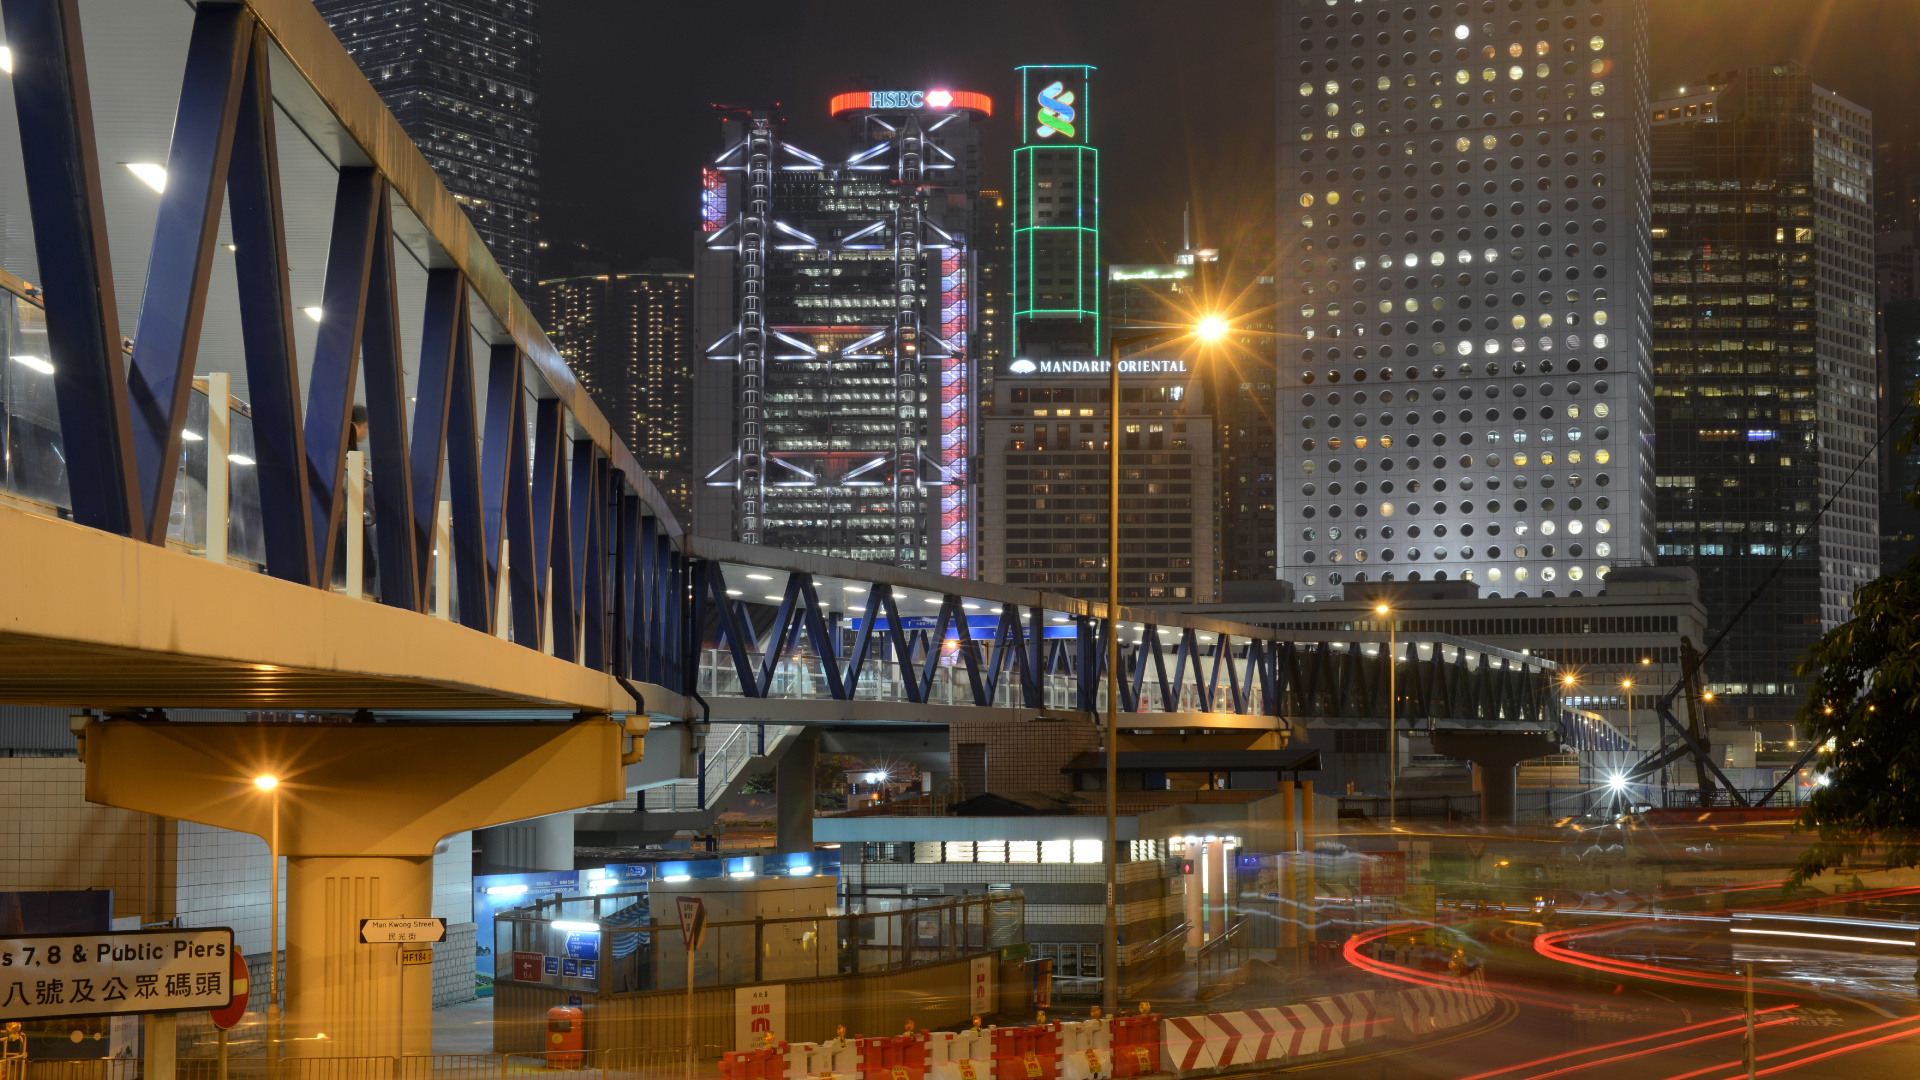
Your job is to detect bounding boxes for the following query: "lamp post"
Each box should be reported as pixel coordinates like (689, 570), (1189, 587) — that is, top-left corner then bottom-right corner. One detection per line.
(252, 775), (280, 1075)
(1621, 678), (1634, 752)
(1099, 316), (1226, 1015)
(1375, 604), (1395, 826)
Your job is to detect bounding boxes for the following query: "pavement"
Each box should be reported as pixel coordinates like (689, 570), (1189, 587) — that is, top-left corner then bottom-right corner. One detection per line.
(433, 997), (497, 1054)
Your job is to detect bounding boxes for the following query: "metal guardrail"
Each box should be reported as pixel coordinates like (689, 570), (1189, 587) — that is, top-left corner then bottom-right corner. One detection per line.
(1196, 917), (1250, 999)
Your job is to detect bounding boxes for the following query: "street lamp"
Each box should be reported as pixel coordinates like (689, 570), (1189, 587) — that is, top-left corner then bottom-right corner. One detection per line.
(1621, 678), (1634, 752)
(1376, 603), (1396, 826)
(1100, 316), (1226, 1015)
(252, 775), (281, 1073)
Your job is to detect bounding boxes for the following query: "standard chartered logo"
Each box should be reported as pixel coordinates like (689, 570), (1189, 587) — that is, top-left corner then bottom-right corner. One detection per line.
(1036, 81), (1076, 139)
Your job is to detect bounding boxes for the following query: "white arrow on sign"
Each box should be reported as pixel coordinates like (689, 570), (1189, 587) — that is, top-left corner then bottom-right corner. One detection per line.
(359, 918), (447, 944)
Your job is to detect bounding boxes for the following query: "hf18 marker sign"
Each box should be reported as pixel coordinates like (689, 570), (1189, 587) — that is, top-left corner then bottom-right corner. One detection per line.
(0, 928), (235, 1023)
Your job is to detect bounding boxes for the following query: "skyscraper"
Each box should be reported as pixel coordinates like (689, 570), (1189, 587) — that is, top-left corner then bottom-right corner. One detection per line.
(1013, 65), (1099, 363)
(316, 0), (541, 291)
(538, 266), (695, 520)
(692, 90), (988, 573)
(1275, 1), (1655, 602)
(1648, 63), (1875, 726)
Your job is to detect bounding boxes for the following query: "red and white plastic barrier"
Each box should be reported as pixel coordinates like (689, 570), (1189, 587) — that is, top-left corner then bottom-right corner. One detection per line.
(746, 973), (1490, 1080)
(1391, 969), (1495, 1039)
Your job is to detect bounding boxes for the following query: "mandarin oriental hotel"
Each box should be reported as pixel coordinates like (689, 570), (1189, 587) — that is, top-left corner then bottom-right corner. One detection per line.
(1276, 0), (1653, 601)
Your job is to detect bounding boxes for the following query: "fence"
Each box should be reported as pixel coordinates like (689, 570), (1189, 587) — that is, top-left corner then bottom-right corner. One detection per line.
(493, 953), (991, 1055)
(495, 892), (1019, 999)
(22, 1050), (710, 1080)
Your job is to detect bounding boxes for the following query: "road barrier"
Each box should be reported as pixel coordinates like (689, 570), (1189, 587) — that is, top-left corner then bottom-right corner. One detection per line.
(1391, 969), (1495, 1039)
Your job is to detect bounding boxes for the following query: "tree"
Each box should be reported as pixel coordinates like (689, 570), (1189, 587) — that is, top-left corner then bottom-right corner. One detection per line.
(1790, 396), (1920, 884)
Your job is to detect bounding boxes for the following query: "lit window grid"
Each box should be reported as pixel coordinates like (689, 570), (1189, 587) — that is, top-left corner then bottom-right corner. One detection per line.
(1275, 0), (1650, 600)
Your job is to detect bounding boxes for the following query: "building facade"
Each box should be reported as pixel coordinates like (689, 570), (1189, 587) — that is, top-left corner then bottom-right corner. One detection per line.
(1013, 65), (1100, 362)
(1275, 0), (1655, 604)
(1648, 64), (1876, 725)
(1881, 297), (1920, 572)
(537, 268), (695, 519)
(315, 0), (541, 291)
(979, 355), (1217, 603)
(692, 92), (987, 573)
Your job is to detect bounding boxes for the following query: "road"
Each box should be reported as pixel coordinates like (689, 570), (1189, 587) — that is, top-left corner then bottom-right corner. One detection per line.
(1274, 908), (1920, 1079)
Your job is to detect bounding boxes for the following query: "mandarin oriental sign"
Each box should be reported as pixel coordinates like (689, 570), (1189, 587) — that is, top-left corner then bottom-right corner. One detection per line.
(1008, 358), (1188, 375)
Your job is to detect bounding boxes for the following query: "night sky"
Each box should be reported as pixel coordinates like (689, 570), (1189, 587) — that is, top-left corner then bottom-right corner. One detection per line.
(536, 0), (1919, 278)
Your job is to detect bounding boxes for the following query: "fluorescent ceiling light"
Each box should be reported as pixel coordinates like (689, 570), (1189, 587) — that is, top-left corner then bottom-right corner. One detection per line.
(227, 453), (255, 465)
(180, 430), (204, 442)
(551, 920), (599, 933)
(485, 885), (528, 896)
(302, 306), (323, 322)
(10, 354), (53, 375)
(747, 573), (772, 580)
(125, 163), (167, 192)
(1, 47), (13, 75)
(662, 874), (691, 883)
(728, 870), (755, 879)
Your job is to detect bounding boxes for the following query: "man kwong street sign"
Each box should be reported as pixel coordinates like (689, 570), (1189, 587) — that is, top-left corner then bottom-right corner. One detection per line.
(0, 928), (235, 1023)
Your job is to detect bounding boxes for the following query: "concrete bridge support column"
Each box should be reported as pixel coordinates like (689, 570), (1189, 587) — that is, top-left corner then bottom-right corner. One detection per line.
(285, 855), (434, 1057)
(777, 731), (817, 854)
(77, 717), (634, 1057)
(1429, 731), (1561, 825)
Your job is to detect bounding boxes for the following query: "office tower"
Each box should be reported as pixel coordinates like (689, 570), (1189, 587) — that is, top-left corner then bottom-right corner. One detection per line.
(1275, 1), (1654, 603)
(1107, 246), (1279, 595)
(538, 266), (695, 520)
(979, 355), (1217, 603)
(1649, 63), (1875, 726)
(315, 0), (541, 291)
(692, 90), (989, 572)
(1013, 65), (1100, 361)
(1881, 296), (1920, 572)
(977, 190), (1012, 375)
(1219, 270), (1280, 591)
(1878, 227), (1920, 572)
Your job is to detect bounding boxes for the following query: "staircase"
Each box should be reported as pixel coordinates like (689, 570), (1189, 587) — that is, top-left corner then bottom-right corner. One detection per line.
(632, 721), (804, 831)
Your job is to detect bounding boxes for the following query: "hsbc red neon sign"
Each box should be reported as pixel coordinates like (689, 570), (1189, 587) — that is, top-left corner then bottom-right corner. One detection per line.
(829, 90), (992, 117)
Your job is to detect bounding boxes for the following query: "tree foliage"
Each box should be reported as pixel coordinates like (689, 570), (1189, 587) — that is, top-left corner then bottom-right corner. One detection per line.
(1790, 395), (1920, 883)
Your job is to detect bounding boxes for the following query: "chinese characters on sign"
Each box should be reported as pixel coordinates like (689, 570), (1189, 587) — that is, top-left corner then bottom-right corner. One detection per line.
(0, 929), (235, 1023)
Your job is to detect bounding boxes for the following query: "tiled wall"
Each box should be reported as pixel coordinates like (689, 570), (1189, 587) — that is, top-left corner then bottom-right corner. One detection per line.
(947, 720), (1101, 795)
(0, 757), (159, 920)
(432, 921), (477, 1007)
(175, 820), (278, 954)
(433, 832), (474, 923)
